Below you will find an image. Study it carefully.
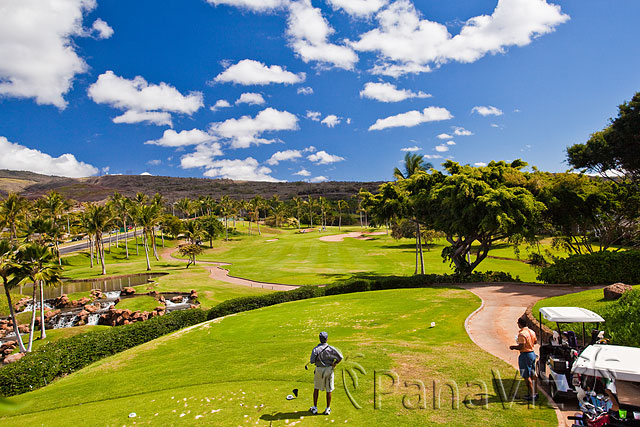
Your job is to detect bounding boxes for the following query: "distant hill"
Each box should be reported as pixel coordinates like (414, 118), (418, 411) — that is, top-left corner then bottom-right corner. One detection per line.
(0, 170), (383, 203)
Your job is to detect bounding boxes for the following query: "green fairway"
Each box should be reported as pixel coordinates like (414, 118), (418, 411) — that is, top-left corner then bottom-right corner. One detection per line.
(2, 288), (557, 426)
(116, 296), (162, 312)
(196, 226), (543, 284)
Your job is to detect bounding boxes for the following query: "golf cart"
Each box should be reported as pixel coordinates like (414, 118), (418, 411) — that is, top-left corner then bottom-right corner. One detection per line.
(537, 307), (606, 400)
(569, 344), (640, 426)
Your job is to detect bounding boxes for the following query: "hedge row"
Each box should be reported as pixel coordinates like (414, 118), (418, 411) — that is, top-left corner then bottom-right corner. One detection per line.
(0, 309), (206, 397)
(206, 271), (517, 320)
(537, 250), (640, 285)
(601, 289), (640, 347)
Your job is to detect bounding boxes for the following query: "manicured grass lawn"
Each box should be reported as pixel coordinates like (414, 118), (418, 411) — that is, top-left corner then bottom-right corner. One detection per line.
(13, 325), (110, 353)
(116, 296), (161, 312)
(195, 226), (544, 284)
(2, 288), (556, 426)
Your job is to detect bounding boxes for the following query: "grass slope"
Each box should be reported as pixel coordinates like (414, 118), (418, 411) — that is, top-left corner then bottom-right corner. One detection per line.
(3, 288), (556, 426)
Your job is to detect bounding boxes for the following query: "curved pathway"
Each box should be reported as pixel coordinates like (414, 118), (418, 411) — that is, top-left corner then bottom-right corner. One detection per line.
(160, 246), (299, 291)
(460, 282), (595, 427)
(318, 231), (386, 242)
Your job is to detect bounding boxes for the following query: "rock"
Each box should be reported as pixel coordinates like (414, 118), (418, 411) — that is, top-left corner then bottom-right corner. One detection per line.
(3, 352), (24, 365)
(154, 306), (165, 312)
(52, 294), (72, 308)
(603, 283), (632, 300)
(18, 324), (29, 333)
(171, 296), (183, 303)
(149, 290), (160, 298)
(189, 290), (198, 299)
(90, 289), (104, 299)
(14, 297), (32, 312)
(190, 304), (198, 309)
(84, 304), (99, 313)
(77, 297), (92, 306)
(121, 287), (136, 296)
(121, 309), (132, 320)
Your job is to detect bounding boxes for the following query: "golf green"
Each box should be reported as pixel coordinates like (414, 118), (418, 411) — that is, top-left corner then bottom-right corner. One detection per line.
(3, 288), (556, 426)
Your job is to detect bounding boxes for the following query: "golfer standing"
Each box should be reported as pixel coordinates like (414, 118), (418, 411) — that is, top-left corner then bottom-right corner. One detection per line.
(510, 317), (538, 401)
(309, 331), (343, 416)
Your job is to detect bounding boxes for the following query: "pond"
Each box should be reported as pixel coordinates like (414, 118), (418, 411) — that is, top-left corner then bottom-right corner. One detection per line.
(16, 273), (166, 300)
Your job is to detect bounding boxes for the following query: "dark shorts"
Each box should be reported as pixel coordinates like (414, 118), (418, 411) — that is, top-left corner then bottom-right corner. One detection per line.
(518, 351), (536, 379)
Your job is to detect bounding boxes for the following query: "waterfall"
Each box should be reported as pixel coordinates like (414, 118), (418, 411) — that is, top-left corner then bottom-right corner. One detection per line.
(87, 313), (100, 325)
(53, 314), (78, 329)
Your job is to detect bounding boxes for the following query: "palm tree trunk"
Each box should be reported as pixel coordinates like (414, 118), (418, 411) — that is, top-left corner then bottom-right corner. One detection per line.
(124, 219), (129, 259)
(135, 226), (139, 255)
(417, 223), (424, 274)
(108, 231), (112, 254)
(161, 229), (165, 247)
(100, 236), (106, 275)
(144, 232), (151, 271)
(4, 283), (27, 353)
(152, 231), (159, 261)
(225, 216), (228, 241)
(39, 280), (46, 339)
(54, 240), (61, 265)
(414, 221), (420, 275)
(27, 283), (37, 352)
(89, 236), (94, 268)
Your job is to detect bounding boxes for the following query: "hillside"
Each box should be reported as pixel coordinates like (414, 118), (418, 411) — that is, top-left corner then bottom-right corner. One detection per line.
(0, 170), (383, 202)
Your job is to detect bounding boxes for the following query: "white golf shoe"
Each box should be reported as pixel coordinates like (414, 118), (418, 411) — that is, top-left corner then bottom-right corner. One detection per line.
(323, 407), (331, 415)
(309, 406), (318, 415)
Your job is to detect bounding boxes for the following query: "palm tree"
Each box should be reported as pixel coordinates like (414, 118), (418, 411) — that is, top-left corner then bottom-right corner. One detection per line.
(109, 192), (132, 258)
(41, 191), (71, 228)
(15, 243), (63, 345)
(337, 200), (349, 230)
(305, 196), (315, 228)
(135, 203), (162, 271)
(393, 153), (433, 180)
(182, 219), (203, 245)
(82, 204), (113, 275)
(220, 195), (233, 240)
(318, 197), (330, 231)
(0, 239), (27, 353)
(292, 196), (303, 230)
(0, 193), (28, 241)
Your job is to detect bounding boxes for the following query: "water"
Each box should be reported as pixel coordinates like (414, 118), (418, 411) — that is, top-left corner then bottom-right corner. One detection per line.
(53, 313), (78, 329)
(164, 296), (190, 312)
(20, 301), (54, 313)
(15, 273), (165, 300)
(87, 313), (100, 325)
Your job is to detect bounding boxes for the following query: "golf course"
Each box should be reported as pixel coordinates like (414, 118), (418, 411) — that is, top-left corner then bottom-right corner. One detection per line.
(2, 287), (558, 426)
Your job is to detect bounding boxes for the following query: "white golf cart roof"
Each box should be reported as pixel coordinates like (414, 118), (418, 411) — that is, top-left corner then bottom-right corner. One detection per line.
(572, 344), (640, 382)
(539, 307), (605, 323)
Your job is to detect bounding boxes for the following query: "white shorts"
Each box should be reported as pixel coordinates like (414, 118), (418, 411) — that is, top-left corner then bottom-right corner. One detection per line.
(314, 366), (335, 392)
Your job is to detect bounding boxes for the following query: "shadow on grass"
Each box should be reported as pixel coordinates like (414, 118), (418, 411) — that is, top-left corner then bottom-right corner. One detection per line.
(260, 410), (311, 422)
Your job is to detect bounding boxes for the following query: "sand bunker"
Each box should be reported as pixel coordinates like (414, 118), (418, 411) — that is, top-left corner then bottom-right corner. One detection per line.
(319, 231), (386, 242)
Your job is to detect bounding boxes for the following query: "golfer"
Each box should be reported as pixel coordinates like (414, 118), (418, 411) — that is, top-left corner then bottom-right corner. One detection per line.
(309, 331), (343, 416)
(510, 317), (538, 401)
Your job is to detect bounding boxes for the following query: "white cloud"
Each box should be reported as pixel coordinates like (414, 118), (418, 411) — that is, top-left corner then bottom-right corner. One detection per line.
(147, 159), (162, 166)
(202, 157), (282, 182)
(472, 105), (503, 116)
(140, 172), (153, 176)
(310, 176), (329, 183)
(88, 71), (203, 126)
(303, 146), (316, 153)
(0, 136), (98, 177)
(266, 149), (303, 165)
(491, 123), (500, 128)
(0, 0), (101, 108)
(294, 168), (311, 177)
(474, 162), (487, 167)
(346, 118), (352, 124)
(144, 129), (216, 147)
(351, 0), (569, 76)
(306, 110), (321, 121)
(179, 143), (224, 169)
(102, 166), (110, 175)
(286, 0), (358, 70)
(437, 133), (453, 140)
(236, 92), (266, 105)
(369, 107), (453, 131)
(446, 140), (456, 146)
(360, 82), (431, 102)
(211, 99), (232, 111)
(91, 18), (114, 39)
(321, 114), (341, 128)
(401, 146), (420, 152)
(514, 108), (521, 113)
(297, 86), (314, 95)
(423, 154), (442, 160)
(112, 110), (173, 126)
(453, 126), (473, 136)
(209, 107), (299, 148)
(206, 0), (288, 12)
(435, 144), (449, 152)
(307, 150), (345, 164)
(327, 0), (388, 17)
(213, 59), (305, 85)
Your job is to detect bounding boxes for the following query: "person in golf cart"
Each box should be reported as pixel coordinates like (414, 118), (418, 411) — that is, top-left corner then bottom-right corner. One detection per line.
(309, 331), (343, 416)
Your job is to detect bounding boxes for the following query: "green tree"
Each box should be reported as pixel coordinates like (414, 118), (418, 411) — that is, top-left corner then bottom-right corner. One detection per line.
(0, 193), (28, 241)
(82, 204), (113, 275)
(108, 192), (132, 259)
(420, 160), (545, 274)
(219, 195), (233, 240)
(567, 92), (640, 182)
(0, 240), (26, 353)
(15, 243), (63, 346)
(135, 203), (162, 271)
(181, 219), (203, 245)
(179, 243), (204, 269)
(199, 215), (224, 247)
(393, 153), (433, 180)
(292, 196), (303, 229)
(161, 214), (183, 239)
(336, 199), (349, 230)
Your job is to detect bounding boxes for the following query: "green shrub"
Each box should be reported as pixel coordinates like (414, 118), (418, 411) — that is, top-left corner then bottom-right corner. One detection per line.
(0, 309), (206, 397)
(537, 251), (640, 285)
(601, 289), (640, 347)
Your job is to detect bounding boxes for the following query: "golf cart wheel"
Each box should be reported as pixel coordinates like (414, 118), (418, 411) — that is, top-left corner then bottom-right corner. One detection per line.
(549, 381), (563, 403)
(537, 358), (545, 381)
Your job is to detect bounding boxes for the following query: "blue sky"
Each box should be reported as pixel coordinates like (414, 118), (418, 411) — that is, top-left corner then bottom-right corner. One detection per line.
(0, 0), (639, 182)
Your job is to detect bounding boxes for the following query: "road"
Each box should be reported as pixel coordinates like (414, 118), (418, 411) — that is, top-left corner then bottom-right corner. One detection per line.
(58, 229), (142, 255)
